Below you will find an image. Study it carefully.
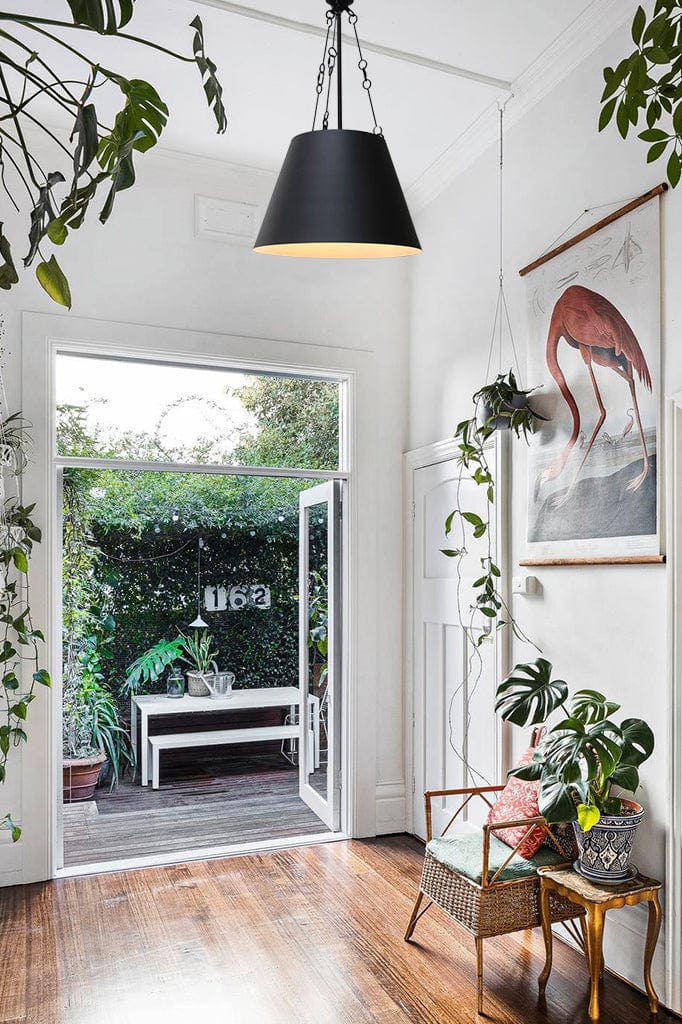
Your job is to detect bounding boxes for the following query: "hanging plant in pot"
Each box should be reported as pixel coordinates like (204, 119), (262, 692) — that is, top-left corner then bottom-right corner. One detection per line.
(439, 105), (548, 788)
(495, 658), (655, 883)
(475, 370), (544, 433)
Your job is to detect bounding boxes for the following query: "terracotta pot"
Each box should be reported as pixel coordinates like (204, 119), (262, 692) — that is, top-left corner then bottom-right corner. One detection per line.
(62, 754), (107, 803)
(572, 799), (644, 883)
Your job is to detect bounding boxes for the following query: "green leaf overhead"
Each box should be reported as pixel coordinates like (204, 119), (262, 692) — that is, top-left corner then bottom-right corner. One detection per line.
(191, 16), (228, 134)
(36, 255), (72, 309)
(0, 6), (228, 304)
(495, 658), (568, 726)
(67, 0), (135, 33)
(0, 224), (19, 291)
(600, 2), (682, 186)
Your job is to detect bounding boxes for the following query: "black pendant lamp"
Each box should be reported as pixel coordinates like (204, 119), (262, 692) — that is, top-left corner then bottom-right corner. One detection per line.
(254, 0), (421, 259)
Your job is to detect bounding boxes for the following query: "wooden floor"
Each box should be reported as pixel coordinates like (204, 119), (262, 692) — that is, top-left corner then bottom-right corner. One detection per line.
(1, 836), (672, 1024)
(63, 754), (329, 866)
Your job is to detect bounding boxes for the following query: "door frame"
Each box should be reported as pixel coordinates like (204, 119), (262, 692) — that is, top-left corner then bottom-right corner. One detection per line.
(298, 480), (343, 829)
(403, 434), (510, 837)
(19, 311), (377, 881)
(665, 394), (682, 1014)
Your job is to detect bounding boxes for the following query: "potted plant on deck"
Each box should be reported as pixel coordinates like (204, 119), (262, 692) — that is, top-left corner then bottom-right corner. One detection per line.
(495, 658), (655, 883)
(62, 673), (135, 801)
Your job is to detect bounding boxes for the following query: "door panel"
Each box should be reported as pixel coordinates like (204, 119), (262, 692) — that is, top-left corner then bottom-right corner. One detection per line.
(411, 444), (505, 841)
(298, 480), (342, 830)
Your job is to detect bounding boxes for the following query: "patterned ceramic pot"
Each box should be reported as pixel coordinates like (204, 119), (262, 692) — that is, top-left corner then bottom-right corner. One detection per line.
(572, 800), (644, 883)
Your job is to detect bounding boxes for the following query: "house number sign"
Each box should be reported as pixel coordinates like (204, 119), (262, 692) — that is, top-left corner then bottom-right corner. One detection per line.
(204, 584), (271, 611)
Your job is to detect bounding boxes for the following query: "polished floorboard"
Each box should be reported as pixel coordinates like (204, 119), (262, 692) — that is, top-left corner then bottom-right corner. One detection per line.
(1, 835), (672, 1024)
(63, 754), (329, 866)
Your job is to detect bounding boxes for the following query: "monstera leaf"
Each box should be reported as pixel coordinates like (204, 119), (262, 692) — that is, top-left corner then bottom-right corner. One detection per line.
(191, 16), (227, 134)
(67, 0), (135, 33)
(619, 717), (655, 766)
(544, 718), (623, 783)
(570, 689), (621, 725)
(495, 657), (568, 726)
(125, 637), (184, 693)
(99, 75), (169, 158)
(0, 225), (18, 290)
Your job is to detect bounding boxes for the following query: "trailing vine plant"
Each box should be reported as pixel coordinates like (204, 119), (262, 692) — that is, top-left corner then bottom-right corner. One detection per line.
(441, 371), (544, 785)
(0, 1), (226, 306)
(0, 412), (50, 841)
(600, 1), (682, 187)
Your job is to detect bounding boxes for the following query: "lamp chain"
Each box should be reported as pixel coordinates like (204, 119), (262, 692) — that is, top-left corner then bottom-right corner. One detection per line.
(322, 41), (338, 130)
(312, 11), (334, 131)
(348, 10), (382, 135)
(310, 4), (383, 135)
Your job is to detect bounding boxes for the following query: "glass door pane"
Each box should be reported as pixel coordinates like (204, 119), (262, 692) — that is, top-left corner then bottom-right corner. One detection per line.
(298, 481), (342, 830)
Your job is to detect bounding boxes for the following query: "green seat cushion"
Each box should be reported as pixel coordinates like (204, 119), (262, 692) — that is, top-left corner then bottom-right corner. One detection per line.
(426, 831), (565, 885)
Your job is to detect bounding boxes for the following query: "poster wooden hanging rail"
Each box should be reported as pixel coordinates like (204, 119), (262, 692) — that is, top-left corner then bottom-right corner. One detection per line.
(518, 183), (668, 278)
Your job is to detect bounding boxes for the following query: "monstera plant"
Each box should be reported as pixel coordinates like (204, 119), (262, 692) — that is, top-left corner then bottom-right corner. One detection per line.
(495, 658), (655, 830)
(0, 2), (226, 306)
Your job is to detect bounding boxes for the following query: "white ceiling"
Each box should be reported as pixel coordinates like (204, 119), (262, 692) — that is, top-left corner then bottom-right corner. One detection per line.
(13, 1), (622, 194)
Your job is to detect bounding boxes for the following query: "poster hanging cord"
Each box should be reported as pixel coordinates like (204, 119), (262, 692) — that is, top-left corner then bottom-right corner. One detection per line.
(537, 192), (648, 259)
(484, 101), (523, 388)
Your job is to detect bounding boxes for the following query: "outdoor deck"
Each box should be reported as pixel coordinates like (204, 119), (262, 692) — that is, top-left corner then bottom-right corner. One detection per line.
(63, 753), (329, 867)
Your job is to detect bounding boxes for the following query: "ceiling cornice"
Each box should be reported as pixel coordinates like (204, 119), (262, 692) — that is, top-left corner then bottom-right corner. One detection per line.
(406, 0), (640, 212)
(192, 0), (512, 91)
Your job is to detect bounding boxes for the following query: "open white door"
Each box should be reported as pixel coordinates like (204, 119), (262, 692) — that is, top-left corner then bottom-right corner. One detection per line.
(298, 480), (342, 830)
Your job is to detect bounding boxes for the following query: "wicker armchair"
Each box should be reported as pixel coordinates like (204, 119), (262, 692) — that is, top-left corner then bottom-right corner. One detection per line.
(404, 784), (586, 1014)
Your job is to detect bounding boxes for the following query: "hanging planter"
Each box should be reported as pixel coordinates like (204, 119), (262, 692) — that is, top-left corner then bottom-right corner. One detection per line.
(475, 371), (545, 434)
(440, 104), (548, 790)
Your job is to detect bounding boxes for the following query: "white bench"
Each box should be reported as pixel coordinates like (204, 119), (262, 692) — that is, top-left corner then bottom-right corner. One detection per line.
(148, 724), (299, 790)
(132, 687), (319, 787)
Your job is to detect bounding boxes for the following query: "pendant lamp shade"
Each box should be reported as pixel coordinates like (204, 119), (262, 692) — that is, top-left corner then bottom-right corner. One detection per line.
(254, 129), (421, 258)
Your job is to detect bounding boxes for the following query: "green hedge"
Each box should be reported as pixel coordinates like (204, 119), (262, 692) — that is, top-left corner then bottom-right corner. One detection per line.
(65, 469), (327, 703)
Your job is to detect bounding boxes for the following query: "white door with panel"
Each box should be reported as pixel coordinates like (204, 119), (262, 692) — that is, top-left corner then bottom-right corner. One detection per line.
(298, 480), (343, 831)
(410, 441), (506, 841)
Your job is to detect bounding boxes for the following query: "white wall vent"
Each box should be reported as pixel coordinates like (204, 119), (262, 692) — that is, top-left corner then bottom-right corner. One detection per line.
(194, 194), (259, 246)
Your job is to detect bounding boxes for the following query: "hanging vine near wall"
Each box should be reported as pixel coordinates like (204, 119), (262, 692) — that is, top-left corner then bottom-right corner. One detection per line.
(0, 1), (227, 307)
(0, 410), (50, 842)
(600, 1), (682, 187)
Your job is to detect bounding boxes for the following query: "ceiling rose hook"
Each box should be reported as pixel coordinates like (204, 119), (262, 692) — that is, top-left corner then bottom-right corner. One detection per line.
(326, 0), (354, 13)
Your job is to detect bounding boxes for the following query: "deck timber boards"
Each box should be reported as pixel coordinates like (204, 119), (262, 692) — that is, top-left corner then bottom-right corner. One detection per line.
(0, 836), (671, 1024)
(63, 755), (328, 866)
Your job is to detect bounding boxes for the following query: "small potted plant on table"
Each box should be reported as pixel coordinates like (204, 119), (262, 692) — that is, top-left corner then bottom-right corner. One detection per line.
(125, 630), (220, 697)
(495, 658), (655, 883)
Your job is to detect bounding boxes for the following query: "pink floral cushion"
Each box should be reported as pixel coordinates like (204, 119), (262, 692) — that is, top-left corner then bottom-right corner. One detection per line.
(485, 747), (545, 860)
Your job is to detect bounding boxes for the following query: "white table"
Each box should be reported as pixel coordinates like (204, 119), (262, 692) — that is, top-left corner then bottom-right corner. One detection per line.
(131, 687), (320, 787)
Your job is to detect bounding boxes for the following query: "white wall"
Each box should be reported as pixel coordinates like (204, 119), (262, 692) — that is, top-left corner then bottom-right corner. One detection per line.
(0, 146), (409, 885)
(408, 18), (679, 999)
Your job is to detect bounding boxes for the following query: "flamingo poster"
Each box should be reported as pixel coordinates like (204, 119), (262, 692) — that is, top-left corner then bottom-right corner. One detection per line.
(522, 193), (662, 564)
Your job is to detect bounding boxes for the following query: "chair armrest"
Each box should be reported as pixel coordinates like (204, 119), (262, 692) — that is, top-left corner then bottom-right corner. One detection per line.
(424, 785), (505, 841)
(482, 816), (557, 887)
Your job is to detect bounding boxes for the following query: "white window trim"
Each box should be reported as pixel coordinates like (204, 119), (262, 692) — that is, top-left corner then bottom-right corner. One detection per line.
(20, 311), (380, 881)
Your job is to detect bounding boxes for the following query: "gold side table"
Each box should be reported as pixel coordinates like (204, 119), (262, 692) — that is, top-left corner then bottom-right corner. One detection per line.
(537, 866), (662, 1022)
